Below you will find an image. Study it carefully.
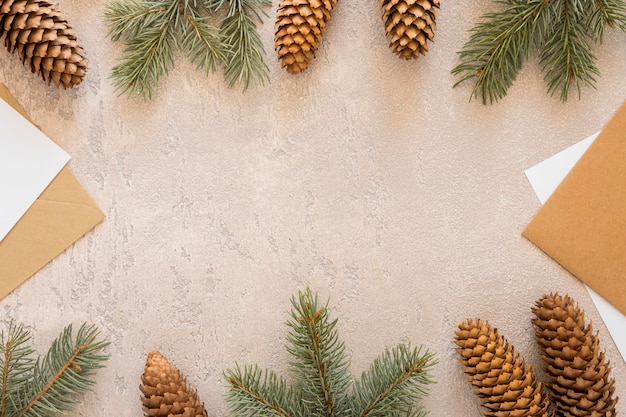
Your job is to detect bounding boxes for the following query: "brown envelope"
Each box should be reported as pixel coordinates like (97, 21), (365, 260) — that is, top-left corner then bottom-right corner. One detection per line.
(523, 100), (626, 315)
(0, 84), (104, 300)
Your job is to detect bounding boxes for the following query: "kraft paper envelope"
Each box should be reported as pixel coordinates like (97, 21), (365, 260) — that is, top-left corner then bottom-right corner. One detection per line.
(523, 100), (626, 315)
(0, 84), (104, 300)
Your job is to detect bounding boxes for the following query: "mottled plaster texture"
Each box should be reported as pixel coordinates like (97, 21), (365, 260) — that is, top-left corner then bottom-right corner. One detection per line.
(0, 1), (625, 416)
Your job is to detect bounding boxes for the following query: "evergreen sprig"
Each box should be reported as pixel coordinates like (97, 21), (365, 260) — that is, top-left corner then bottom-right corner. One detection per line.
(224, 288), (437, 417)
(0, 322), (109, 417)
(452, 0), (626, 104)
(103, 0), (269, 98)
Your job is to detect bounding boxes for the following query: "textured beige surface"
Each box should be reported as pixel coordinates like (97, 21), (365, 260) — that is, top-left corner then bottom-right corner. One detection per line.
(0, 1), (625, 416)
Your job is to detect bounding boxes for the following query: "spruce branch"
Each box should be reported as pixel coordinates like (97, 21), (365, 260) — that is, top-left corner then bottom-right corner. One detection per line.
(0, 323), (108, 417)
(0, 324), (36, 417)
(353, 345), (436, 417)
(219, 0), (270, 90)
(587, 0), (626, 40)
(15, 324), (109, 417)
(104, 0), (269, 98)
(451, 0), (548, 104)
(103, 0), (168, 41)
(180, 8), (225, 74)
(225, 364), (302, 417)
(453, 0), (626, 103)
(110, 21), (177, 98)
(224, 288), (436, 417)
(540, 0), (600, 101)
(285, 289), (351, 417)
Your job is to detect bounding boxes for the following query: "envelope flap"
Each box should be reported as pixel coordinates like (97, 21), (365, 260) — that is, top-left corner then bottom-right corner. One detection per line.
(40, 166), (102, 208)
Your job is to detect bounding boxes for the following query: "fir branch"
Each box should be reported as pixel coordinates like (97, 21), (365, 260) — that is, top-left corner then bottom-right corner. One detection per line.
(0, 324), (35, 417)
(225, 364), (302, 417)
(285, 289), (351, 417)
(540, 0), (600, 102)
(14, 324), (109, 417)
(219, 0), (270, 90)
(353, 345), (436, 417)
(452, 0), (548, 104)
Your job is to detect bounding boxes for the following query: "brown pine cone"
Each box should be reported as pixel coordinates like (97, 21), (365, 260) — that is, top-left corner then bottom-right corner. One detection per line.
(381, 0), (439, 59)
(0, 0), (87, 88)
(274, 0), (337, 74)
(532, 293), (618, 417)
(140, 351), (208, 417)
(454, 318), (554, 417)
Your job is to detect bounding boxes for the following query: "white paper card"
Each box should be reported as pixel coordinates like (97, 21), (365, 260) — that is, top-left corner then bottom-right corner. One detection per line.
(0, 98), (70, 242)
(525, 133), (626, 363)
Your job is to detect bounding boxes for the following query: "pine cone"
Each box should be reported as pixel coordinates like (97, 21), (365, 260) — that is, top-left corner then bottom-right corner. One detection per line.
(0, 0), (86, 88)
(140, 351), (208, 417)
(454, 318), (554, 417)
(381, 0), (439, 59)
(274, 0), (337, 74)
(532, 293), (618, 417)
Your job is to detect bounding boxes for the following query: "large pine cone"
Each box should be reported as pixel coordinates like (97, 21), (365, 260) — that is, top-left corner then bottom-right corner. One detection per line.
(532, 293), (618, 417)
(381, 0), (439, 59)
(0, 0), (86, 88)
(140, 351), (208, 417)
(454, 318), (554, 417)
(274, 0), (337, 74)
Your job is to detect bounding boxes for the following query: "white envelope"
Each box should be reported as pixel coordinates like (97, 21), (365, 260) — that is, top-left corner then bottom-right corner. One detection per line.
(0, 98), (70, 242)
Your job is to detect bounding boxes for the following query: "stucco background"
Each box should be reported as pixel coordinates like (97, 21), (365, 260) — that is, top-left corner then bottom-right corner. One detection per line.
(0, 1), (625, 415)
